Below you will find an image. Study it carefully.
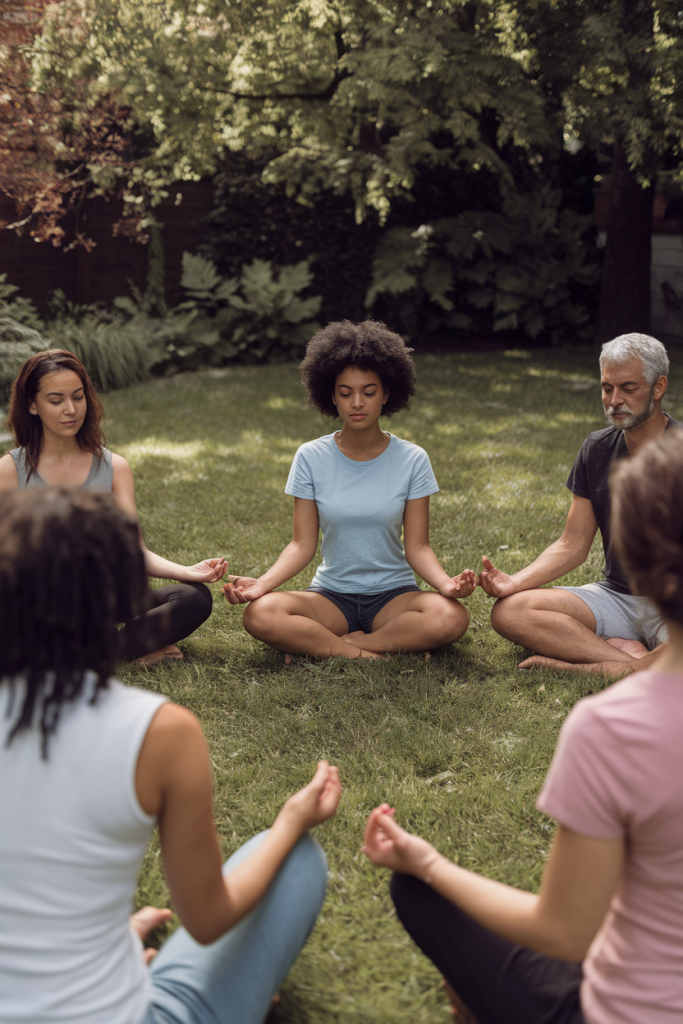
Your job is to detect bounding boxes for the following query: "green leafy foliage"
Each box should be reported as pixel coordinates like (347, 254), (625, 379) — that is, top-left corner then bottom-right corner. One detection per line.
(0, 276), (45, 332)
(46, 291), (161, 392)
(155, 252), (322, 372)
(368, 190), (600, 344)
(0, 317), (51, 404)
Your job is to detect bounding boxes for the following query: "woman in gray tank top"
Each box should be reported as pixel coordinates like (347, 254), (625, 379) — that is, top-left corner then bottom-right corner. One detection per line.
(0, 349), (226, 664)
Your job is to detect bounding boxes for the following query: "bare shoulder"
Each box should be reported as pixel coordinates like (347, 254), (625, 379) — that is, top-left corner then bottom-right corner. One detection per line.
(0, 451), (19, 490)
(145, 701), (205, 751)
(111, 451), (133, 478)
(136, 702), (208, 815)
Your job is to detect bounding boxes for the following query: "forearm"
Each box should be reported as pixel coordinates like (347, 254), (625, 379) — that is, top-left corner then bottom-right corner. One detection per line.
(507, 538), (587, 592)
(406, 543), (454, 593)
(143, 549), (192, 581)
(418, 853), (576, 961)
(256, 540), (316, 593)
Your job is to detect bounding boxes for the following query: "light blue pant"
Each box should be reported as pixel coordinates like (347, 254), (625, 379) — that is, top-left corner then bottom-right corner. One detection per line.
(144, 831), (327, 1024)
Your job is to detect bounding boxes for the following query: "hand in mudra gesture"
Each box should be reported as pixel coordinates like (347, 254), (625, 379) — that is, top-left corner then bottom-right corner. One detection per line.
(185, 557), (228, 583)
(222, 575), (268, 604)
(477, 556), (518, 598)
(439, 569), (478, 599)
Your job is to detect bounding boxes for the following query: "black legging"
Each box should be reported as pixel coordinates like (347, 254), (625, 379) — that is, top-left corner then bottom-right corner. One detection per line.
(118, 582), (213, 661)
(390, 873), (585, 1024)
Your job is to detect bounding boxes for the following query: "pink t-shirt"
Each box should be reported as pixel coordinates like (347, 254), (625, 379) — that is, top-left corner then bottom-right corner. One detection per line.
(537, 671), (683, 1024)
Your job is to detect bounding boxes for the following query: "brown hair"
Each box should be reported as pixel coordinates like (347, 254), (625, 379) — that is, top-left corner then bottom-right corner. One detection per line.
(611, 430), (683, 626)
(7, 350), (105, 481)
(0, 488), (148, 755)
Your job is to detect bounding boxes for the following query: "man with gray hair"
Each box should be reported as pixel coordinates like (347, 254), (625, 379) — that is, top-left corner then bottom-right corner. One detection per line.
(480, 333), (680, 675)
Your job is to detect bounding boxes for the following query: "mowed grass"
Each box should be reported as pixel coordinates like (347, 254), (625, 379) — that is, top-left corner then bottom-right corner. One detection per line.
(13, 349), (683, 1022)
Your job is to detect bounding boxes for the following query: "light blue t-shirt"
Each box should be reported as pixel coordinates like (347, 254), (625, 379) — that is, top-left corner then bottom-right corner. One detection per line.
(285, 432), (439, 593)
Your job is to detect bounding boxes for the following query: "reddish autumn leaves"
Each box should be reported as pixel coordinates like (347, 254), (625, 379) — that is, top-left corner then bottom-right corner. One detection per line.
(0, 0), (145, 248)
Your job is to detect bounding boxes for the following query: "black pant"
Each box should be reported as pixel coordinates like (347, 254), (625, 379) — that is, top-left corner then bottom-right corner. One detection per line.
(390, 873), (585, 1024)
(118, 583), (213, 661)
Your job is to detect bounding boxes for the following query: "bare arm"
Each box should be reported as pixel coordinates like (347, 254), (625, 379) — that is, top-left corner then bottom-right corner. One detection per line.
(363, 807), (623, 962)
(224, 497), (320, 603)
(111, 454), (226, 583)
(136, 703), (341, 945)
(0, 452), (19, 490)
(403, 496), (476, 597)
(479, 495), (598, 598)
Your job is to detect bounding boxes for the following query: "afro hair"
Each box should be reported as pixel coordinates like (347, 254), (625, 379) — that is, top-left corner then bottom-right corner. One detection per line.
(299, 320), (416, 418)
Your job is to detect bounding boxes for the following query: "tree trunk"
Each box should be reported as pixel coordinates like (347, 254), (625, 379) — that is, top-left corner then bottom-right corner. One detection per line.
(595, 135), (654, 345)
(595, 0), (655, 345)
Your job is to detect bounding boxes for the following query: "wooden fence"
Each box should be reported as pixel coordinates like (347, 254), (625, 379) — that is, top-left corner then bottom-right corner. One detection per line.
(0, 181), (214, 313)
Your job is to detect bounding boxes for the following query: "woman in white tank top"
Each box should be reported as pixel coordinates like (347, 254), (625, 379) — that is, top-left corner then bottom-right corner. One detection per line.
(0, 487), (341, 1024)
(0, 349), (226, 665)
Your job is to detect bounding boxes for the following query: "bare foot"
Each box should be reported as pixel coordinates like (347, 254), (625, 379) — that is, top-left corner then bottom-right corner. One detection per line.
(135, 645), (183, 667)
(285, 653), (293, 666)
(341, 630), (389, 656)
(605, 637), (650, 659)
(519, 655), (633, 677)
(340, 638), (386, 660)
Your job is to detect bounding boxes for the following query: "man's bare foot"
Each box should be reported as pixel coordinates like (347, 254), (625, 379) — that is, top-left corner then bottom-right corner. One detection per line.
(135, 644), (183, 667)
(519, 654), (633, 677)
(605, 637), (650, 659)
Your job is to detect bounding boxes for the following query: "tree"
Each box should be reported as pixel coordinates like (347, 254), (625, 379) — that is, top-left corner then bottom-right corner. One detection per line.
(0, 0), (161, 247)
(8, 0), (683, 337)
(515, 0), (683, 341)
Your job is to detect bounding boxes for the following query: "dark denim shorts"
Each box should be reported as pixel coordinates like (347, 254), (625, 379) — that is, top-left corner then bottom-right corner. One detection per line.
(306, 584), (421, 633)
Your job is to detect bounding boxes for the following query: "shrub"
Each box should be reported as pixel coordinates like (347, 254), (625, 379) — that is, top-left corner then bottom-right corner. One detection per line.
(204, 157), (380, 325)
(0, 317), (52, 405)
(0, 275), (45, 333)
(154, 253), (322, 372)
(367, 188), (600, 345)
(46, 291), (162, 392)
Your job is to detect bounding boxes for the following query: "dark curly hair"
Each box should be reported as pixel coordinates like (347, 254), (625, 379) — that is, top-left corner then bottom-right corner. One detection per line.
(299, 320), (416, 418)
(7, 350), (105, 483)
(611, 430), (683, 627)
(0, 488), (148, 756)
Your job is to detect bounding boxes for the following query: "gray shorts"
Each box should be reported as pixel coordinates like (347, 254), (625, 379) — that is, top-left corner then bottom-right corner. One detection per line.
(556, 581), (669, 650)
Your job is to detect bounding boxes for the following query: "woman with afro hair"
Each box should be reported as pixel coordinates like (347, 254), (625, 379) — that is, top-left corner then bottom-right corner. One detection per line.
(224, 320), (475, 659)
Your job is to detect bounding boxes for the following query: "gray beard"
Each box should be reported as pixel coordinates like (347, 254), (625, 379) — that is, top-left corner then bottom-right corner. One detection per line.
(606, 385), (656, 430)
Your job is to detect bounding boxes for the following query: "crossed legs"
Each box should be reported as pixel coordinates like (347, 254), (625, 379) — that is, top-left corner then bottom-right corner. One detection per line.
(490, 589), (647, 673)
(243, 590), (468, 659)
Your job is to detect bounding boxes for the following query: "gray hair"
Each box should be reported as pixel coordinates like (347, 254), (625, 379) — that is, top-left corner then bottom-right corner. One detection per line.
(600, 333), (670, 385)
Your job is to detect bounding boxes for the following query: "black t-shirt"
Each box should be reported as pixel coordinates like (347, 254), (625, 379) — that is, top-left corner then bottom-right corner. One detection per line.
(566, 414), (682, 594)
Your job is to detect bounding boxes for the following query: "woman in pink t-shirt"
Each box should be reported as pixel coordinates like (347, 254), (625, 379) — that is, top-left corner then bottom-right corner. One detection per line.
(362, 429), (683, 1024)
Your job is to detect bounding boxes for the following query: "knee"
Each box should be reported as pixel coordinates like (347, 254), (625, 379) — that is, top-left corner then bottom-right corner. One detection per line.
(177, 582), (213, 627)
(242, 593), (279, 639)
(281, 834), (328, 916)
(390, 871), (430, 925)
(431, 600), (469, 645)
(490, 593), (526, 638)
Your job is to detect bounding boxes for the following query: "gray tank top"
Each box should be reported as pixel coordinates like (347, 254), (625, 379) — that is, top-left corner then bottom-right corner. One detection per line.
(10, 447), (114, 490)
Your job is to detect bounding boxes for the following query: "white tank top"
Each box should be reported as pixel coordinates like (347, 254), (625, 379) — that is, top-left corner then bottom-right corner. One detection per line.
(0, 676), (167, 1024)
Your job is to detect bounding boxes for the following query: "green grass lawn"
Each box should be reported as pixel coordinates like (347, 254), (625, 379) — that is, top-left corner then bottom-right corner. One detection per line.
(12, 349), (683, 1022)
